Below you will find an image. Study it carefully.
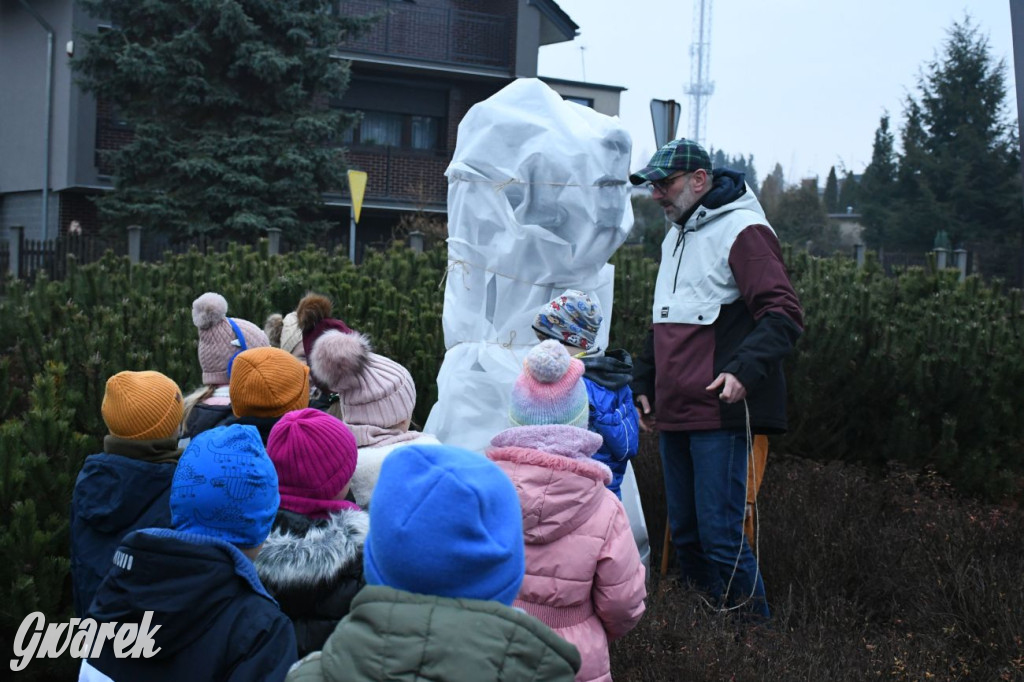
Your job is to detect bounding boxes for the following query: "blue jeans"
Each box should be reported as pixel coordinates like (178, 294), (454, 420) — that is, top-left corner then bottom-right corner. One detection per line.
(660, 429), (770, 618)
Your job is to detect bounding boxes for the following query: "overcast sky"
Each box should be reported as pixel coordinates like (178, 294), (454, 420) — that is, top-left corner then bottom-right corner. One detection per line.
(537, 0), (1018, 185)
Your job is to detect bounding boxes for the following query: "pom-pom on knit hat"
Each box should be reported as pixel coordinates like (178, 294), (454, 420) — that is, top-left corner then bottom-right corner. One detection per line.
(364, 444), (525, 605)
(229, 347), (311, 418)
(170, 424), (279, 549)
(296, 293), (355, 363)
(509, 340), (588, 428)
(310, 331), (416, 429)
(101, 370), (184, 440)
(192, 292), (270, 385)
(264, 311), (305, 362)
(267, 408), (358, 518)
(533, 289), (604, 352)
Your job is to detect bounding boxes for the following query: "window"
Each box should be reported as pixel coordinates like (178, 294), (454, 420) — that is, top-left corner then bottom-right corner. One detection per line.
(563, 96), (595, 108)
(360, 112), (403, 147)
(343, 110), (444, 151)
(410, 116), (439, 150)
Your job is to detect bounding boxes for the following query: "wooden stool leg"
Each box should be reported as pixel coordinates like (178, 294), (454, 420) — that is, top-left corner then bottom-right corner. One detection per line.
(660, 514), (672, 577)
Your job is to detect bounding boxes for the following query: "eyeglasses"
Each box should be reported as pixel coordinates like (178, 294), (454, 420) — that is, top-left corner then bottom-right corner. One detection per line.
(645, 172), (690, 194)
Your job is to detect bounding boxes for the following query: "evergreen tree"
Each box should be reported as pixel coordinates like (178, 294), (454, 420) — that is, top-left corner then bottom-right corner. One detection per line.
(773, 178), (833, 251)
(868, 16), (1022, 268)
(914, 17), (1020, 250)
(893, 97), (944, 249)
(859, 114), (898, 247)
(73, 0), (372, 239)
(837, 169), (860, 214)
(823, 166), (839, 214)
(710, 149), (760, 195)
(760, 162), (785, 219)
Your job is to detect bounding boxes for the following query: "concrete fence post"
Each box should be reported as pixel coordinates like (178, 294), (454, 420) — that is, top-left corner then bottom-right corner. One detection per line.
(127, 225), (142, 264)
(408, 230), (425, 254)
(854, 243), (865, 269)
(934, 247), (949, 270)
(954, 248), (968, 281)
(8, 225), (24, 278)
(266, 228), (282, 257)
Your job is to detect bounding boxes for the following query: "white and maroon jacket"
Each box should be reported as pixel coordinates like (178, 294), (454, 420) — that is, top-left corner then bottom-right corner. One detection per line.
(633, 169), (804, 433)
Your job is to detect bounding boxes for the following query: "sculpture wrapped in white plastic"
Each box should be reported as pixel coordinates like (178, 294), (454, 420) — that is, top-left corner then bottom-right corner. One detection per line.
(424, 78), (634, 452)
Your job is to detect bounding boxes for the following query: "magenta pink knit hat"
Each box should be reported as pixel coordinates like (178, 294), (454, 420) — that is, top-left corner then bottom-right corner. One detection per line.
(192, 292), (270, 385)
(509, 340), (588, 428)
(267, 408), (359, 517)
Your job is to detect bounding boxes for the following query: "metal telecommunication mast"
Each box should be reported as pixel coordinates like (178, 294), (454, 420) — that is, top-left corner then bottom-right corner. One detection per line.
(684, 0), (714, 145)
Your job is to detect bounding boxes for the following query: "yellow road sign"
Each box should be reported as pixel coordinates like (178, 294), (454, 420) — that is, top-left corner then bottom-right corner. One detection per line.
(347, 170), (368, 223)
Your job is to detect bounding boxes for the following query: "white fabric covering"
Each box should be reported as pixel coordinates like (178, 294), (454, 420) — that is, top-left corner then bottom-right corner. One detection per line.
(424, 78), (634, 452)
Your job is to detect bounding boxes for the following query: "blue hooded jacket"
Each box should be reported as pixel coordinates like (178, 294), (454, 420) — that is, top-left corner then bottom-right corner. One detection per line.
(70, 439), (179, 616)
(581, 349), (640, 497)
(85, 529), (296, 682)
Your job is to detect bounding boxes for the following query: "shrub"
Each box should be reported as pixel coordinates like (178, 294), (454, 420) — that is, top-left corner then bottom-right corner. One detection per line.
(1, 242), (1022, 677)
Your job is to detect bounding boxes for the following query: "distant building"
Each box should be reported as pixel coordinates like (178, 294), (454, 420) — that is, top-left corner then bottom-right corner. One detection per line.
(2, 0), (623, 250)
(828, 211), (865, 247)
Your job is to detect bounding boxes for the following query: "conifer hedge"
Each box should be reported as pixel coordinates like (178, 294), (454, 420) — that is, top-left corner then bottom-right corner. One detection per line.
(0, 242), (1021, 673)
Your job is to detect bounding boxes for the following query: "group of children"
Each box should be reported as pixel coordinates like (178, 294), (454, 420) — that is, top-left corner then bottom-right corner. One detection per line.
(70, 288), (646, 682)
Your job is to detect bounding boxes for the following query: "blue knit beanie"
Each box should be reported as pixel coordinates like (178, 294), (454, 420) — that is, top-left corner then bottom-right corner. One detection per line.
(171, 424), (280, 549)
(364, 444), (525, 605)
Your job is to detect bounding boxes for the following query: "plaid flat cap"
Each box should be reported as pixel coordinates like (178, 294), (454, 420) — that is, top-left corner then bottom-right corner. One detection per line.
(629, 138), (712, 185)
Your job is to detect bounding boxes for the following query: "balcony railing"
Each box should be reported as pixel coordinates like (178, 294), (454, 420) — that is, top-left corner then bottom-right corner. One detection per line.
(338, 0), (513, 71)
(344, 146), (449, 207)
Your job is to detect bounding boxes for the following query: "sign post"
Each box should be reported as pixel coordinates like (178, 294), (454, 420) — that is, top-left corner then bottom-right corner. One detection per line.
(649, 99), (682, 149)
(347, 170), (368, 262)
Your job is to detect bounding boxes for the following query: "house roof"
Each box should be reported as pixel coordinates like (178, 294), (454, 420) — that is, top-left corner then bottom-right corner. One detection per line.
(532, 0), (579, 45)
(540, 76), (626, 92)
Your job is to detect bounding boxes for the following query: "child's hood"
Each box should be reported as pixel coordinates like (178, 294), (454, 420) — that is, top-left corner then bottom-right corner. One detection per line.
(581, 349), (634, 390)
(74, 453), (176, 534)
(255, 507), (368, 590)
(488, 425), (612, 544)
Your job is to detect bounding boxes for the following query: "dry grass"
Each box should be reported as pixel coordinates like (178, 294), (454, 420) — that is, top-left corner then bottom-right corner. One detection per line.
(613, 434), (1024, 681)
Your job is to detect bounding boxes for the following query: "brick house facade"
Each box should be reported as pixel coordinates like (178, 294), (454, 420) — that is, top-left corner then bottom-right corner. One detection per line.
(5, 0), (626, 254)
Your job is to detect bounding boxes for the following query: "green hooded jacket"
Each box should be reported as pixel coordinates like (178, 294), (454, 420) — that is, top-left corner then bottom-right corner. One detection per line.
(287, 585), (581, 682)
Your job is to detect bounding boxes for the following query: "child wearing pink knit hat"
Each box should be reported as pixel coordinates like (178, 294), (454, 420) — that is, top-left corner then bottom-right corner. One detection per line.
(256, 408), (368, 658)
(308, 331), (440, 508)
(489, 340), (646, 682)
(182, 292), (270, 441)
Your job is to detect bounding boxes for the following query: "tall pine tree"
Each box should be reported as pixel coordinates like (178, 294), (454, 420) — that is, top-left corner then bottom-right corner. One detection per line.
(864, 16), (1021, 263)
(823, 166), (839, 214)
(837, 169), (860, 214)
(860, 114), (898, 246)
(74, 0), (372, 239)
(759, 162), (785, 219)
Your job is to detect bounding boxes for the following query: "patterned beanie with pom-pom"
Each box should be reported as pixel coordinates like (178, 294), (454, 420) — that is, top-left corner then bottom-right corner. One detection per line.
(509, 339), (588, 428)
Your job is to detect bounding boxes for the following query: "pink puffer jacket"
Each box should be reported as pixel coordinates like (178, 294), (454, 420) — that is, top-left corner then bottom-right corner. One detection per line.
(488, 425), (647, 682)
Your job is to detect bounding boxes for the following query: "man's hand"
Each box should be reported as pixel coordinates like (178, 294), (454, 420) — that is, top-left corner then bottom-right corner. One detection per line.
(706, 372), (747, 404)
(635, 394), (654, 432)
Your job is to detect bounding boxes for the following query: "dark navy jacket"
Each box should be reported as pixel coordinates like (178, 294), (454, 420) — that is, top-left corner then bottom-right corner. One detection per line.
(582, 349), (640, 498)
(223, 414), (284, 445)
(86, 529), (297, 682)
(183, 402), (233, 439)
(70, 442), (178, 617)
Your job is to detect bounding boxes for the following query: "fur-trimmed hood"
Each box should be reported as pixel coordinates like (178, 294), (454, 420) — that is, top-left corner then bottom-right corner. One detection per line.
(487, 425), (613, 545)
(256, 508), (368, 590)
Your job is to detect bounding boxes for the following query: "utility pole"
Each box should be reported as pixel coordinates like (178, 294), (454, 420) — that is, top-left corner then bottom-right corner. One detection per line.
(684, 0), (714, 146)
(1011, 0), (1024, 285)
